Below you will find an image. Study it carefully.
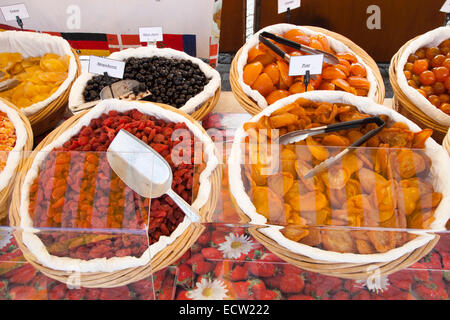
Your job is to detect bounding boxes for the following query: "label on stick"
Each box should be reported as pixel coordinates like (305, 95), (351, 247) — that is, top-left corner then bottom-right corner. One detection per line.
(278, 0), (301, 14)
(0, 3), (29, 21)
(288, 54), (324, 76)
(88, 56), (125, 79)
(139, 27), (163, 42)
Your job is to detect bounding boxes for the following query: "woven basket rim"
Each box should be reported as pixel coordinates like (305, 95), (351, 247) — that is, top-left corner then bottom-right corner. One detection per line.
(0, 98), (33, 221)
(230, 25), (386, 116)
(9, 102), (221, 288)
(389, 34), (449, 140)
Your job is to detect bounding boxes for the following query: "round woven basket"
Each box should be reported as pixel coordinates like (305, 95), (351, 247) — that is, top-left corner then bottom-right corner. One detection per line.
(9, 102), (221, 288)
(249, 227), (439, 280)
(190, 86), (221, 121)
(228, 91), (447, 281)
(0, 98), (33, 220)
(26, 48), (81, 137)
(389, 37), (448, 144)
(230, 25), (385, 115)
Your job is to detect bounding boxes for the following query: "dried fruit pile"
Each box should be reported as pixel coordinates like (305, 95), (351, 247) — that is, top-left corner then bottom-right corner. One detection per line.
(0, 111), (16, 172)
(242, 97), (442, 254)
(0, 53), (69, 109)
(28, 108), (196, 260)
(82, 57), (210, 109)
(243, 29), (371, 105)
(403, 39), (450, 115)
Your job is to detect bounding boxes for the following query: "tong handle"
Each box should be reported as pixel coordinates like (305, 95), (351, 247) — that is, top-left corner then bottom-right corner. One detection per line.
(260, 31), (302, 51)
(324, 116), (385, 134)
(258, 34), (288, 61)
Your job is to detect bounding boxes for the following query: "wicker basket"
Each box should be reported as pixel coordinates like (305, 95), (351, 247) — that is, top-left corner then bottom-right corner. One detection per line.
(228, 91), (447, 280)
(68, 47), (220, 121)
(390, 37), (448, 144)
(0, 98), (33, 220)
(9, 102), (221, 288)
(249, 227), (439, 280)
(230, 25), (385, 116)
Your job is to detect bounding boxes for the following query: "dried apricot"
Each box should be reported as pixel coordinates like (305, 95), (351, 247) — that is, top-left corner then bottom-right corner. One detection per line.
(243, 61), (263, 86)
(251, 72), (274, 96)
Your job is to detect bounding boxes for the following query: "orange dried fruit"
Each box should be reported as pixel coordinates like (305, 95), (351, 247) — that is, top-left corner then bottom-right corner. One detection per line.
(281, 225), (309, 241)
(277, 60), (293, 89)
(350, 62), (367, 77)
(348, 76), (371, 90)
(336, 52), (358, 63)
(252, 186), (285, 223)
(331, 78), (353, 92)
(243, 61), (263, 86)
(288, 81), (313, 94)
(266, 89), (289, 105)
(309, 38), (324, 51)
(267, 172), (294, 197)
(248, 46), (267, 63)
(368, 231), (396, 253)
(319, 81), (335, 90)
(263, 63), (280, 85)
(251, 72), (274, 96)
(322, 230), (356, 253)
(322, 66), (347, 80)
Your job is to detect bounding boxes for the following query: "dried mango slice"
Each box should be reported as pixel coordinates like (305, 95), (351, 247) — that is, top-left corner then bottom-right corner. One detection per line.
(267, 172), (294, 197)
(322, 230), (356, 253)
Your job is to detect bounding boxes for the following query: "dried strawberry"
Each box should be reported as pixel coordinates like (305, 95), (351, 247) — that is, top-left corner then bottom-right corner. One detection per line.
(261, 289), (281, 300)
(9, 264), (37, 284)
(197, 231), (211, 246)
(249, 279), (266, 300)
(229, 265), (249, 281)
(201, 247), (223, 260)
(248, 262), (276, 278)
(192, 260), (213, 275)
(288, 294), (315, 300)
(176, 264), (194, 288)
(66, 288), (86, 300)
(176, 290), (192, 300)
(233, 281), (250, 300)
(48, 284), (67, 300)
(99, 286), (130, 300)
(280, 273), (304, 294)
(9, 286), (37, 300)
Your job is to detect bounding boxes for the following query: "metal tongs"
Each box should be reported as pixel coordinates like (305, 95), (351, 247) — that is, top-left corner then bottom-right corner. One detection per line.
(277, 116), (386, 178)
(258, 31), (340, 65)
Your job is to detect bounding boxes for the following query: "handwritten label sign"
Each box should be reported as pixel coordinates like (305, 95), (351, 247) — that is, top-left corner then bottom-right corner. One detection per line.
(441, 0), (450, 13)
(288, 54), (324, 76)
(139, 26), (163, 42)
(278, 0), (301, 14)
(88, 56), (125, 79)
(0, 3), (29, 21)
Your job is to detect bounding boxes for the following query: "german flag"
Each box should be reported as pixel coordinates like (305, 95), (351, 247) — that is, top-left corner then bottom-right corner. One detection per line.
(60, 32), (110, 56)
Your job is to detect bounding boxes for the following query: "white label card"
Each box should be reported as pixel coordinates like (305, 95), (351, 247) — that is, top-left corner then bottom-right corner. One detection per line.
(278, 0), (301, 14)
(441, 0), (450, 13)
(88, 56), (125, 79)
(288, 54), (324, 76)
(139, 26), (163, 42)
(0, 3), (29, 21)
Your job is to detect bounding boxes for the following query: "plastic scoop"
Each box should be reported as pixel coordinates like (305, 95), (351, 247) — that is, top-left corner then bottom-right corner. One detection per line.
(106, 129), (201, 223)
(0, 79), (19, 92)
(71, 79), (152, 113)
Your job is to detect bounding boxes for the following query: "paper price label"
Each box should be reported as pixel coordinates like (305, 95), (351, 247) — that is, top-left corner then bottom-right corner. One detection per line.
(0, 3), (29, 21)
(288, 54), (324, 76)
(278, 0), (301, 14)
(441, 0), (450, 13)
(89, 56), (125, 79)
(139, 27), (163, 42)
